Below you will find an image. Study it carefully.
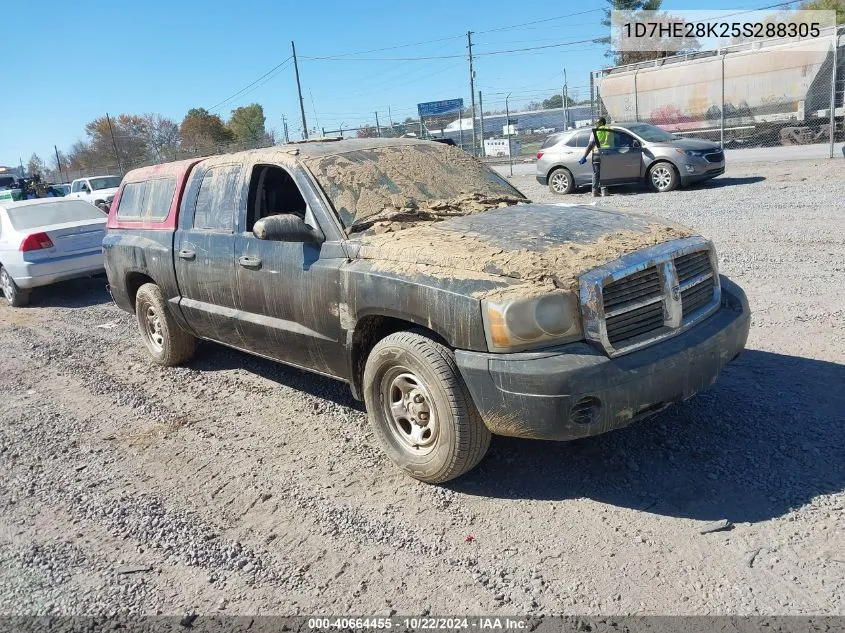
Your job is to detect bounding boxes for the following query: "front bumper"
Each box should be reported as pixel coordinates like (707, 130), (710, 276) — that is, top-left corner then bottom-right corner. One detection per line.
(455, 277), (750, 441)
(8, 251), (105, 289)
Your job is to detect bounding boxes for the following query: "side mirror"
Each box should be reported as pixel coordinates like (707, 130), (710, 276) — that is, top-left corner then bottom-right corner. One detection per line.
(254, 214), (324, 243)
(632, 139), (642, 149)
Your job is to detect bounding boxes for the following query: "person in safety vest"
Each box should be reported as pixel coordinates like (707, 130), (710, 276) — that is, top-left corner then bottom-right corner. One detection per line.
(578, 117), (610, 197)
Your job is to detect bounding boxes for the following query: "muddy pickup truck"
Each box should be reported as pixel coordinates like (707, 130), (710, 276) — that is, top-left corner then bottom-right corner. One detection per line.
(102, 138), (750, 483)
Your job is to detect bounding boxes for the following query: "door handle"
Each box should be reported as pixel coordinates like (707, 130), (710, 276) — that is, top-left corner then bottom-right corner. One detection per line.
(238, 255), (262, 269)
(178, 249), (196, 260)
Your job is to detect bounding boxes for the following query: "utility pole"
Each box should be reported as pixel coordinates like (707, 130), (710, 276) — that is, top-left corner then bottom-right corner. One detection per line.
(291, 41), (308, 139)
(467, 31), (477, 155)
(388, 105), (394, 128)
(375, 111), (381, 137)
(478, 91), (485, 156)
(505, 93), (513, 177)
(54, 145), (65, 183)
(563, 68), (570, 130)
(105, 113), (123, 173)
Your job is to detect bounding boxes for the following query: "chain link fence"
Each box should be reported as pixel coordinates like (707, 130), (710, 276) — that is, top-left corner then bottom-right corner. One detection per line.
(592, 25), (844, 155)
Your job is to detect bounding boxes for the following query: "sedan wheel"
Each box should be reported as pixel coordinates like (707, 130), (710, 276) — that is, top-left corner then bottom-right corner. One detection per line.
(0, 266), (29, 307)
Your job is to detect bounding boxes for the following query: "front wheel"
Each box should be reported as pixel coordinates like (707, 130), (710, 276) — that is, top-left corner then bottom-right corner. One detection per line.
(0, 266), (30, 307)
(548, 167), (574, 195)
(135, 283), (195, 366)
(648, 162), (679, 192)
(363, 331), (491, 484)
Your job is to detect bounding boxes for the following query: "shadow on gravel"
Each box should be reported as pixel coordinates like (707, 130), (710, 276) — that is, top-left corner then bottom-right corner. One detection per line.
(449, 349), (845, 524)
(691, 176), (766, 189)
(190, 342), (365, 411)
(25, 276), (111, 308)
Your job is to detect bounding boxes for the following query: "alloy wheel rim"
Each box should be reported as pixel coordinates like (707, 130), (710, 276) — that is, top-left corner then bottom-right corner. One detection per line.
(551, 172), (569, 193)
(381, 369), (439, 453)
(652, 166), (672, 190)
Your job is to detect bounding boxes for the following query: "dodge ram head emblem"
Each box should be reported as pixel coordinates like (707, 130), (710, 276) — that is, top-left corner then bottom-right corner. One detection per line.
(671, 285), (681, 302)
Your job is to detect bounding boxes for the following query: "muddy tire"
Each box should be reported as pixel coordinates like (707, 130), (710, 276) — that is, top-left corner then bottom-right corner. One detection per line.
(548, 167), (574, 195)
(1, 266), (29, 307)
(363, 331), (491, 484)
(135, 283), (195, 366)
(648, 161), (679, 192)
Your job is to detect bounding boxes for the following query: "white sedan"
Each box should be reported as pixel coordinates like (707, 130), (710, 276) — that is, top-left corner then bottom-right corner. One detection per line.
(0, 198), (106, 307)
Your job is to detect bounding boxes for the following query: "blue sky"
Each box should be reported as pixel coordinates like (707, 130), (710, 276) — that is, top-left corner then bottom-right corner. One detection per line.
(0, 0), (771, 168)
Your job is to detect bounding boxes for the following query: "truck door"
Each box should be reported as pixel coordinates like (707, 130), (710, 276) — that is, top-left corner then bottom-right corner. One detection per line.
(173, 163), (245, 348)
(233, 162), (347, 378)
(598, 130), (642, 184)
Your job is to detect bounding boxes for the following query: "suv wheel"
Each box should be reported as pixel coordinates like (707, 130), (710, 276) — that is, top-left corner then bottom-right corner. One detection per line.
(548, 168), (574, 195)
(135, 283), (196, 366)
(0, 266), (30, 307)
(648, 162), (679, 192)
(363, 331), (491, 484)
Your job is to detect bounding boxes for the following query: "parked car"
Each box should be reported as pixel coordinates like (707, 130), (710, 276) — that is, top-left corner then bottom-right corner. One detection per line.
(0, 198), (107, 306)
(67, 175), (122, 211)
(48, 183), (71, 197)
(536, 122), (726, 194)
(103, 139), (749, 483)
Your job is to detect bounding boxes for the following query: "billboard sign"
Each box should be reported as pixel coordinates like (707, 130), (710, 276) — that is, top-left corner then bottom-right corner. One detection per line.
(417, 99), (464, 118)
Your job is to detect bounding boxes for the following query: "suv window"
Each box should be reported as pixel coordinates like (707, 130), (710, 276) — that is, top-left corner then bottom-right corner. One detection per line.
(612, 131), (636, 148)
(193, 165), (241, 232)
(540, 134), (565, 150)
(71, 181), (81, 193)
(565, 130), (591, 148)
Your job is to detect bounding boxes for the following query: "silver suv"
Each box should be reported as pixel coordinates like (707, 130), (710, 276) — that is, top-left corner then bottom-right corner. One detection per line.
(535, 122), (726, 194)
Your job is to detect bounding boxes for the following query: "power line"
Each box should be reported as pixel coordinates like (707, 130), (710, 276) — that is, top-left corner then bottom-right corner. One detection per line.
(209, 56), (293, 112)
(475, 8), (604, 35)
(301, 35), (607, 62)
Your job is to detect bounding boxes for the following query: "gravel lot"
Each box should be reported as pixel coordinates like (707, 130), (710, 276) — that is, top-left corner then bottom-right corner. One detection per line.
(1, 157), (843, 617)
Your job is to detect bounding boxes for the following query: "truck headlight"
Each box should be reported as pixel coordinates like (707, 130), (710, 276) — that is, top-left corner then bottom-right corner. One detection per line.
(482, 291), (583, 352)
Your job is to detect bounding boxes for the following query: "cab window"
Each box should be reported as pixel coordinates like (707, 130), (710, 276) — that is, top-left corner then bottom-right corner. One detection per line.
(193, 165), (242, 232)
(245, 165), (307, 232)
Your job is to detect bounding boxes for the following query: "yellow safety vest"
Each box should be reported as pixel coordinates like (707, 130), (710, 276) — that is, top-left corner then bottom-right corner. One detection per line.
(595, 125), (610, 148)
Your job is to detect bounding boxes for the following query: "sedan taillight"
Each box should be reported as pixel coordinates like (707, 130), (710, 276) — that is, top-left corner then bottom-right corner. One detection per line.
(20, 232), (54, 252)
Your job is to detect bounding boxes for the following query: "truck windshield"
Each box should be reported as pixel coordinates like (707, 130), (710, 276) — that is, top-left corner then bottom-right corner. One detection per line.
(89, 176), (122, 190)
(303, 144), (527, 232)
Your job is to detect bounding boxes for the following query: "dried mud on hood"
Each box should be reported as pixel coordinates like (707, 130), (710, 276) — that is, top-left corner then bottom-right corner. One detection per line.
(302, 144), (526, 230)
(357, 204), (693, 299)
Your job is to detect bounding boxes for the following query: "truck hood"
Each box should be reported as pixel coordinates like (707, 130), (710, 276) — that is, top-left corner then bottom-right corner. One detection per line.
(90, 187), (119, 199)
(357, 203), (694, 299)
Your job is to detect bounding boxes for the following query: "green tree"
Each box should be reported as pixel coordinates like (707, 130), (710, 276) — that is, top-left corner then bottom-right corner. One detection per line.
(227, 103), (267, 142)
(27, 153), (45, 177)
(180, 108), (234, 150)
(800, 0), (845, 23)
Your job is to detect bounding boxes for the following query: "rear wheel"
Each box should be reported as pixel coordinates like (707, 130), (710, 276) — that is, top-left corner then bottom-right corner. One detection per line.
(363, 331), (491, 484)
(135, 283), (195, 366)
(0, 266), (29, 307)
(548, 167), (574, 195)
(648, 162), (679, 192)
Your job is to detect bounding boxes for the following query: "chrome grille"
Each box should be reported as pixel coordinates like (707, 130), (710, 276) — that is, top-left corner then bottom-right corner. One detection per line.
(582, 238), (721, 357)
